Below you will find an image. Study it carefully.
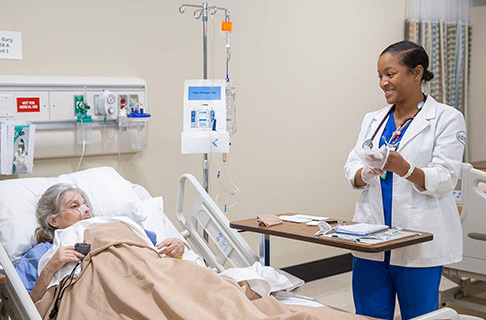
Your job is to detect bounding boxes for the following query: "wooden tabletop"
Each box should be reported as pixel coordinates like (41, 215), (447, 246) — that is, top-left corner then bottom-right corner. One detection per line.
(230, 217), (433, 253)
(0, 274), (5, 285)
(472, 161), (486, 170)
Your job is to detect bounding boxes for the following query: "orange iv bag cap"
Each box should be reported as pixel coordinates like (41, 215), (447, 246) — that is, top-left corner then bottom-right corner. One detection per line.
(221, 21), (233, 32)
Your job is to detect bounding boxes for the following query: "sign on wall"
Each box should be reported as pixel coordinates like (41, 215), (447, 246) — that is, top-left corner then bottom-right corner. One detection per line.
(17, 97), (40, 113)
(0, 31), (23, 60)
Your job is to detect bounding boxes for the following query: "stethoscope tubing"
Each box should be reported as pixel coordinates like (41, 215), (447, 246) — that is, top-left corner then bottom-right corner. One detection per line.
(369, 106), (395, 144)
(364, 97), (425, 150)
(386, 116), (415, 149)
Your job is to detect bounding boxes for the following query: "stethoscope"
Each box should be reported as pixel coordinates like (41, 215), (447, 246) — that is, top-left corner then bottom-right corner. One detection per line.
(362, 98), (426, 151)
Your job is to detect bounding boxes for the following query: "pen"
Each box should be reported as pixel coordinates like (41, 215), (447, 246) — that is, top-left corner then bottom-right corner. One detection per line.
(332, 234), (360, 242)
(325, 220), (338, 224)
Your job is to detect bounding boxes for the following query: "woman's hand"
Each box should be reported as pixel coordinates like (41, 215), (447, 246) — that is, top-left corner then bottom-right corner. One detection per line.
(47, 246), (85, 271)
(30, 246), (85, 303)
(156, 238), (185, 258)
(383, 150), (425, 188)
(383, 150), (409, 176)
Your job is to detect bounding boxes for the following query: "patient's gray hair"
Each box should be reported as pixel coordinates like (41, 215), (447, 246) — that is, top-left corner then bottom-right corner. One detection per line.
(35, 183), (93, 243)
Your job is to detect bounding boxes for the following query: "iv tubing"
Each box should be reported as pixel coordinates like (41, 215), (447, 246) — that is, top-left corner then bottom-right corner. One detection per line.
(75, 85), (90, 172)
(117, 127), (122, 172)
(215, 153), (243, 210)
(76, 118), (86, 172)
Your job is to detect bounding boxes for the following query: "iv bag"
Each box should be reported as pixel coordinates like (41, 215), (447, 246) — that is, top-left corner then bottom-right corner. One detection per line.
(226, 81), (236, 134)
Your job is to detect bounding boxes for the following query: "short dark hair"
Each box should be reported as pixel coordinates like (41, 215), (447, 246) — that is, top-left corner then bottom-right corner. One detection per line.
(380, 40), (434, 82)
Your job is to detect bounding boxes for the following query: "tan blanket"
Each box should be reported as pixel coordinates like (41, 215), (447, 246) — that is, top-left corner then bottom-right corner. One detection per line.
(35, 221), (375, 320)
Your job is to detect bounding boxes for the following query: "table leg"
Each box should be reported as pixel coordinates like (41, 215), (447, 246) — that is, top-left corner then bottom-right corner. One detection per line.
(259, 234), (270, 266)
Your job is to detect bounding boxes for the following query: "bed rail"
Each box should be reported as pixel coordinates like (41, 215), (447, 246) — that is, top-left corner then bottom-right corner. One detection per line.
(176, 173), (258, 272)
(447, 163), (486, 274)
(410, 307), (482, 320)
(0, 244), (42, 320)
(441, 163), (486, 314)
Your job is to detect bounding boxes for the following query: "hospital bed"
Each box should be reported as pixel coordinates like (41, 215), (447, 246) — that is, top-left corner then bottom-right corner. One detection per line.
(441, 163), (486, 314)
(0, 167), (481, 320)
(0, 167), (310, 319)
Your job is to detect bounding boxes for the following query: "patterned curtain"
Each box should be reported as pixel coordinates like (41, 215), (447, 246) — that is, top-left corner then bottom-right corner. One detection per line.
(405, 0), (472, 113)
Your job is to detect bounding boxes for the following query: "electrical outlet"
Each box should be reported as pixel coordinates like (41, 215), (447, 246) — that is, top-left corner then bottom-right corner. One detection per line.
(119, 94), (128, 109)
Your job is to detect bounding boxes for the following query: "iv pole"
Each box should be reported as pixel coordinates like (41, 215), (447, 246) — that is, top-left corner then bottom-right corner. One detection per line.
(179, 3), (231, 193)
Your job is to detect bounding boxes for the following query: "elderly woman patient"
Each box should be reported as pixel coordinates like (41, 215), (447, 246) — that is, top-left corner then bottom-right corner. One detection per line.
(15, 183), (352, 320)
(15, 183), (185, 302)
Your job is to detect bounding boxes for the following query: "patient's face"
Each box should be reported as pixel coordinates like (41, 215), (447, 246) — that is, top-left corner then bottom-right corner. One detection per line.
(49, 191), (91, 229)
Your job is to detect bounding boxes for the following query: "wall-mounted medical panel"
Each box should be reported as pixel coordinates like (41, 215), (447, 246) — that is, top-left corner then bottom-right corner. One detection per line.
(49, 91), (86, 121)
(0, 92), (50, 121)
(0, 75), (148, 160)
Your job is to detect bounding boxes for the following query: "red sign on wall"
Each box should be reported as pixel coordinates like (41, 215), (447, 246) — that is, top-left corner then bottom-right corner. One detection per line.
(17, 97), (40, 112)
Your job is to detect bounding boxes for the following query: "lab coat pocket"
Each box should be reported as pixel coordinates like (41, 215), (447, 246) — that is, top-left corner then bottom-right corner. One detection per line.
(408, 208), (448, 258)
(408, 208), (444, 233)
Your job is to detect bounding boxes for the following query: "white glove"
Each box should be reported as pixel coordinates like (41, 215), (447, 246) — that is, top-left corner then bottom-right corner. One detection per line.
(361, 165), (386, 185)
(358, 145), (390, 170)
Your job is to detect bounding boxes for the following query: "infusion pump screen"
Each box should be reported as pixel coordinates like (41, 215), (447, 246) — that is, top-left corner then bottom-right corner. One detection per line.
(188, 86), (221, 101)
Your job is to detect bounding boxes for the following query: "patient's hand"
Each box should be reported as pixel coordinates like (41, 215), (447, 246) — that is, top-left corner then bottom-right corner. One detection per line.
(48, 246), (85, 271)
(156, 238), (185, 258)
(30, 246), (84, 303)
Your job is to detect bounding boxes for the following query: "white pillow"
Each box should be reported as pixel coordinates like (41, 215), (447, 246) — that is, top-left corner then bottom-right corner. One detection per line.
(0, 167), (144, 263)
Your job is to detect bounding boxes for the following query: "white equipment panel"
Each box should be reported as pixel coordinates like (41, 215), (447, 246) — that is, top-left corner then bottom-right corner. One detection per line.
(181, 80), (229, 154)
(0, 75), (147, 159)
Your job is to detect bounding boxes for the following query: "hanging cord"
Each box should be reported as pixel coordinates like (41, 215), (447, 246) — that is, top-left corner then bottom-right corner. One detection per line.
(76, 117), (86, 172)
(102, 120), (116, 141)
(117, 126), (122, 172)
(215, 153), (243, 212)
(49, 261), (80, 318)
(224, 22), (231, 82)
(226, 58), (230, 83)
(206, 98), (215, 193)
(76, 86), (89, 172)
(116, 106), (128, 173)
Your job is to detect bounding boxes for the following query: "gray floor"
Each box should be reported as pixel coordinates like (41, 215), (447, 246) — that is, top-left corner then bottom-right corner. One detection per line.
(298, 272), (486, 319)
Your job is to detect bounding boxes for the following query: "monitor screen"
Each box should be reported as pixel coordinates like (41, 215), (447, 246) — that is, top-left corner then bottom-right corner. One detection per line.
(188, 86), (221, 101)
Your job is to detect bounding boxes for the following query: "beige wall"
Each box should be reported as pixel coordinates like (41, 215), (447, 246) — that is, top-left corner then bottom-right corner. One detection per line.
(4, 1), (482, 268)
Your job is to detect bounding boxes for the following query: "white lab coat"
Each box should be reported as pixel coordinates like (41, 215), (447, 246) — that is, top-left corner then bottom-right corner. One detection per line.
(344, 95), (466, 267)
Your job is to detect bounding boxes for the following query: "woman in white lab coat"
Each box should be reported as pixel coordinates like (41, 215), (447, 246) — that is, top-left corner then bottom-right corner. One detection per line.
(344, 41), (466, 320)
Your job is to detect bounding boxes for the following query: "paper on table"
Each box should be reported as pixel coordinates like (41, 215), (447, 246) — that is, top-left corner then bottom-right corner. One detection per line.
(356, 231), (418, 244)
(294, 215), (329, 221)
(280, 216), (310, 223)
(336, 223), (389, 236)
(280, 214), (329, 223)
